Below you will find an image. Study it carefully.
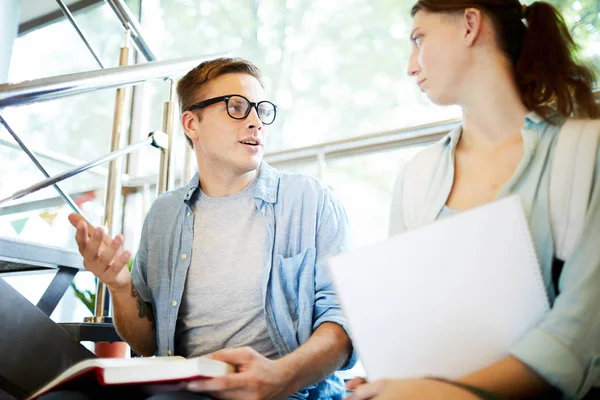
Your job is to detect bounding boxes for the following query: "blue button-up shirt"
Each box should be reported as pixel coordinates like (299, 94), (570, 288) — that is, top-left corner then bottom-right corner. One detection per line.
(131, 162), (357, 399)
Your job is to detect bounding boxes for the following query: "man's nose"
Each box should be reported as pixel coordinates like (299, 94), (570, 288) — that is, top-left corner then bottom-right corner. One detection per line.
(245, 106), (263, 130)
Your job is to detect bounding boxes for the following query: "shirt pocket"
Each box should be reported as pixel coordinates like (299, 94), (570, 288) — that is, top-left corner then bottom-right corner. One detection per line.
(579, 355), (600, 397)
(274, 248), (317, 317)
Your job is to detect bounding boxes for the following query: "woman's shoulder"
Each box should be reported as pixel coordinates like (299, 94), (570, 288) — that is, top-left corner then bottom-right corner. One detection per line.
(402, 125), (460, 182)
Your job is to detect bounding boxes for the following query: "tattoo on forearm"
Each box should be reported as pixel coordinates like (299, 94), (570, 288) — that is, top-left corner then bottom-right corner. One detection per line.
(131, 284), (155, 328)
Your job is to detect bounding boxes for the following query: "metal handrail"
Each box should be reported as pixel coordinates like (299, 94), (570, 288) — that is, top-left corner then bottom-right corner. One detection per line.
(265, 118), (461, 166)
(0, 131), (168, 206)
(0, 53), (226, 108)
(3, 89), (600, 215)
(0, 3), (219, 323)
(265, 90), (600, 166)
(56, 0), (105, 68)
(0, 114), (82, 214)
(0, 137), (110, 177)
(105, 0), (157, 62)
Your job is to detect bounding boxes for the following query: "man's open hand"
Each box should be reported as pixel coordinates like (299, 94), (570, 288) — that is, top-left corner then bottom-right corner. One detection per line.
(68, 213), (131, 292)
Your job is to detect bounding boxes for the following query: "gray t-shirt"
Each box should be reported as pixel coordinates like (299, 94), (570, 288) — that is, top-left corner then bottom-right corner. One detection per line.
(175, 176), (278, 359)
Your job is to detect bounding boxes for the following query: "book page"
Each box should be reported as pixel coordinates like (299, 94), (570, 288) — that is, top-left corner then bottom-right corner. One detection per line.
(28, 356), (231, 399)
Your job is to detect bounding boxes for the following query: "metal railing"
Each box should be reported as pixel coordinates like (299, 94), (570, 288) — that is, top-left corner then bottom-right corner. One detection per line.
(0, 132), (168, 205)
(1, 0), (227, 322)
(55, 0), (105, 68)
(0, 52), (223, 215)
(0, 55), (225, 322)
(104, 0), (157, 62)
(3, 88), (600, 214)
(0, 137), (111, 177)
(265, 119), (460, 167)
(0, 54), (223, 108)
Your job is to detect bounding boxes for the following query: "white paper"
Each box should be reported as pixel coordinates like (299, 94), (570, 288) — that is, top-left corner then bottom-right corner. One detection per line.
(328, 195), (549, 380)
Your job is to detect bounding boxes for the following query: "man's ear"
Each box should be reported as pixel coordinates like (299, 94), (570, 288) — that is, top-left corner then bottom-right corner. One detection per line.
(462, 7), (483, 46)
(181, 110), (199, 144)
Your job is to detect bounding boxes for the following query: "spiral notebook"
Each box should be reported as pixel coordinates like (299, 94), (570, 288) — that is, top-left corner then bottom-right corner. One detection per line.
(328, 195), (550, 381)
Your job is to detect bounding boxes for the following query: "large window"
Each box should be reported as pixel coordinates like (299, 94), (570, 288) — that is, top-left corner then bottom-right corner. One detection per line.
(140, 0), (462, 153)
(139, 0), (599, 152)
(135, 0), (600, 252)
(326, 146), (426, 248)
(545, 0), (600, 72)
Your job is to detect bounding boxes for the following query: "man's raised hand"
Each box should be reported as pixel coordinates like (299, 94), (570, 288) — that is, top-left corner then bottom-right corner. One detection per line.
(68, 213), (132, 292)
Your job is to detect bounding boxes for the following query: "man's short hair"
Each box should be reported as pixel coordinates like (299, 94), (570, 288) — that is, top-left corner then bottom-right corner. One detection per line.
(176, 57), (264, 148)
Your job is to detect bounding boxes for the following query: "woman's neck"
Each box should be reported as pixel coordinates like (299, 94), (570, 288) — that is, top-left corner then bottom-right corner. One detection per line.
(458, 59), (530, 150)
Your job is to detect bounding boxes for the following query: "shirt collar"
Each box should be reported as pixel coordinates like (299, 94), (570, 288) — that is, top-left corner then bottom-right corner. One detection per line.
(524, 110), (545, 126)
(181, 161), (280, 204)
(182, 173), (200, 202)
(253, 162), (280, 204)
(445, 124), (461, 148)
(443, 110), (552, 151)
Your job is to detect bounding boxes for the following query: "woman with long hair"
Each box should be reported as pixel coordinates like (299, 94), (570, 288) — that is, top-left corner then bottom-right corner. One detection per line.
(347, 1), (599, 399)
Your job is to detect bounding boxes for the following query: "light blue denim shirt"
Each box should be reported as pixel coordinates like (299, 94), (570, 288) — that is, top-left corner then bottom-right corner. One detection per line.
(131, 162), (357, 400)
(389, 113), (600, 399)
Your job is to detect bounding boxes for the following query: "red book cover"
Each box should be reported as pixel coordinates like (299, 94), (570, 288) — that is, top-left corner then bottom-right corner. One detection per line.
(28, 356), (234, 399)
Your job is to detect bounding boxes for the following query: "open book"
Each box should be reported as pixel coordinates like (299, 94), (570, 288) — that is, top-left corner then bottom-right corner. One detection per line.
(28, 356), (234, 399)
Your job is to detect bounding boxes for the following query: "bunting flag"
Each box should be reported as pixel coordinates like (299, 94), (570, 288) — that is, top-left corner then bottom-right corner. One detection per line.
(6, 190), (97, 236)
(10, 217), (28, 235)
(39, 210), (59, 225)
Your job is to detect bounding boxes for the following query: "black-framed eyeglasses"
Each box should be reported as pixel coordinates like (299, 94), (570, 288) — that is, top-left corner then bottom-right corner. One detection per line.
(186, 94), (278, 125)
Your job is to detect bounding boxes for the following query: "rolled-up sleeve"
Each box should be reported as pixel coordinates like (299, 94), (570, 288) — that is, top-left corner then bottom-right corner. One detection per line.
(511, 152), (600, 399)
(312, 189), (359, 371)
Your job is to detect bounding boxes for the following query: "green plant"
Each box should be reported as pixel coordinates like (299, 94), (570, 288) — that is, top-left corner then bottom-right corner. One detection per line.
(71, 282), (96, 314)
(71, 258), (134, 315)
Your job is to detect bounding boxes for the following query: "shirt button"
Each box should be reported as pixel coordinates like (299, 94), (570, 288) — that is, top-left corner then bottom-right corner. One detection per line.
(187, 211), (191, 217)
(171, 300), (178, 307)
(181, 253), (188, 260)
(167, 349), (173, 356)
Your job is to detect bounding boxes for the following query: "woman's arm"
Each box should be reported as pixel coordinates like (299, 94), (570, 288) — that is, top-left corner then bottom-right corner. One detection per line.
(458, 355), (559, 399)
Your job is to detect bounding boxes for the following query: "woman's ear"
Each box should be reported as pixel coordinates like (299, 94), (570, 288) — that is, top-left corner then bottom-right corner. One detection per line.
(181, 111), (199, 144)
(462, 7), (483, 46)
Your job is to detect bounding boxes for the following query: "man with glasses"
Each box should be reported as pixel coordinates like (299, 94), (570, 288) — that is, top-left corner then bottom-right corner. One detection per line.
(66, 57), (356, 400)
